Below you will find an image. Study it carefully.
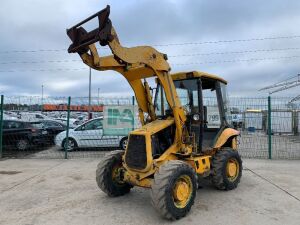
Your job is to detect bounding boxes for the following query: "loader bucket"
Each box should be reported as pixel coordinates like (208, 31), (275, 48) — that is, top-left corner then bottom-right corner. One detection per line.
(67, 5), (112, 54)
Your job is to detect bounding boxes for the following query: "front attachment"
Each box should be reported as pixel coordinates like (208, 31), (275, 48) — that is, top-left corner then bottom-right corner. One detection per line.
(66, 5), (112, 54)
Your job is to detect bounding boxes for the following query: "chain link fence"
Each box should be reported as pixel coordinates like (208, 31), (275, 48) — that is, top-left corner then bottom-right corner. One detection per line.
(0, 95), (299, 159)
(230, 97), (300, 159)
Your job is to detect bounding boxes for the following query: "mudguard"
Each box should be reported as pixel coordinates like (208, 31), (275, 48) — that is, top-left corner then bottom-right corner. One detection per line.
(213, 128), (240, 149)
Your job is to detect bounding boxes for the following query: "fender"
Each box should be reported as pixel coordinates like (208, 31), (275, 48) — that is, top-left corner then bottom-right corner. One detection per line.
(213, 128), (240, 149)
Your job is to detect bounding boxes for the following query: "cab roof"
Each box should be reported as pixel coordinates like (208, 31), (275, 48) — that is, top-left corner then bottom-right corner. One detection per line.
(171, 71), (227, 84)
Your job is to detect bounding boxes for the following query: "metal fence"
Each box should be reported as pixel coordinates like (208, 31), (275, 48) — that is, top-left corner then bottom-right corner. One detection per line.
(0, 95), (299, 160)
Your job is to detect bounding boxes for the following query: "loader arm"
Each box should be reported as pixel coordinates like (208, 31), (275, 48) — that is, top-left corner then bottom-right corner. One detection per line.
(68, 6), (243, 220)
(66, 5), (188, 148)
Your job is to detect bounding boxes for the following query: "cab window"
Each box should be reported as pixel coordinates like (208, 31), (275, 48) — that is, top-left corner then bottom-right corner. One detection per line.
(174, 79), (199, 115)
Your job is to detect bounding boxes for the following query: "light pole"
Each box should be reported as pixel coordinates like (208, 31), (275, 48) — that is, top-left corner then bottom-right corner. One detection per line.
(29, 97), (32, 111)
(41, 84), (44, 111)
(88, 67), (92, 119)
(98, 88), (100, 105)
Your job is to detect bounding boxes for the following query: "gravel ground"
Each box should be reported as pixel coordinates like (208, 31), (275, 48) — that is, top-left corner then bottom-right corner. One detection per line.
(0, 158), (299, 225)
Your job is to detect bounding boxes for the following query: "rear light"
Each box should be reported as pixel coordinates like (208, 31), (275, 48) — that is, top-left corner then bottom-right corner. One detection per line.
(31, 128), (37, 133)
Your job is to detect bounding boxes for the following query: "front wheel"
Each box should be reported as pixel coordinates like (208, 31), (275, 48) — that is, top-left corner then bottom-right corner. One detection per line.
(62, 138), (77, 151)
(151, 160), (197, 220)
(96, 150), (132, 197)
(16, 139), (29, 151)
(211, 148), (242, 190)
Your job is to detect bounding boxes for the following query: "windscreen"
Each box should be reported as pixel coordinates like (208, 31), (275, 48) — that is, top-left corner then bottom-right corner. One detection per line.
(154, 79), (199, 116)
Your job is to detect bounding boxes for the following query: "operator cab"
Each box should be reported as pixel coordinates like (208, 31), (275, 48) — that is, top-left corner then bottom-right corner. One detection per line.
(154, 71), (231, 152)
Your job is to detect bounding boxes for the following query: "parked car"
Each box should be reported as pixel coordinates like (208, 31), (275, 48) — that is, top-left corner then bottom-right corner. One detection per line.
(3, 111), (19, 120)
(54, 118), (77, 128)
(30, 120), (67, 144)
(2, 120), (49, 151)
(55, 118), (128, 151)
(73, 115), (87, 126)
(18, 112), (51, 122)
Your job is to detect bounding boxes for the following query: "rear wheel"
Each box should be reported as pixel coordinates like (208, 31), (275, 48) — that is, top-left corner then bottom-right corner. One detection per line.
(211, 148), (242, 190)
(16, 139), (29, 151)
(119, 137), (128, 150)
(96, 150), (132, 197)
(151, 160), (197, 220)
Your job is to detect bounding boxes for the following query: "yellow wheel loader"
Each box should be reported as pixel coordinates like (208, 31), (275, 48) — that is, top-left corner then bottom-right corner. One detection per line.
(67, 5), (242, 220)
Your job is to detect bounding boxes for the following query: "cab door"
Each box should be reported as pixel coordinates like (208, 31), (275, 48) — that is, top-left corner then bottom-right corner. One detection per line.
(173, 78), (203, 152)
(201, 80), (228, 150)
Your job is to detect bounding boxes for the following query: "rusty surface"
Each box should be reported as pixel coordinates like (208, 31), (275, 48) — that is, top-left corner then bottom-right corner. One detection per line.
(67, 5), (112, 54)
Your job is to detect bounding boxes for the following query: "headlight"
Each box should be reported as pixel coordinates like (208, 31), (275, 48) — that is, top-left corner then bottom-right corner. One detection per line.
(193, 114), (200, 121)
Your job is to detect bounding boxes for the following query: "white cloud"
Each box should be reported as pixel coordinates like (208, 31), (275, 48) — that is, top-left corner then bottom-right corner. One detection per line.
(0, 0), (300, 98)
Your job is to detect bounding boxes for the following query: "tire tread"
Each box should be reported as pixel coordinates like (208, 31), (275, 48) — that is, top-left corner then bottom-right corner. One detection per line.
(151, 160), (197, 220)
(211, 148), (242, 190)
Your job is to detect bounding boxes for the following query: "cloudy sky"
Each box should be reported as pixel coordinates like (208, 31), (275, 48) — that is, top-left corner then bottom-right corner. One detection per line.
(1, 0), (300, 98)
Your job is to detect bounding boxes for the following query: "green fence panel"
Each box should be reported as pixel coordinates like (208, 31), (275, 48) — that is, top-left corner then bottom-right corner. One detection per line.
(0, 95), (4, 158)
(64, 96), (71, 159)
(268, 96), (272, 159)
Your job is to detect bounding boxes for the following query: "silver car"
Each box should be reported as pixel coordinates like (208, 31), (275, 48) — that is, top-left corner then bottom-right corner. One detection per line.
(55, 118), (128, 151)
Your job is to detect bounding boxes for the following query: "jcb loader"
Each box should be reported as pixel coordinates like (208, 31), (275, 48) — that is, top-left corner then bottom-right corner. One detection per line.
(67, 5), (242, 220)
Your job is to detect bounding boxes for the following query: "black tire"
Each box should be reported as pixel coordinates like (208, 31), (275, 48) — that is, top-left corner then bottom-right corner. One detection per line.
(62, 138), (77, 151)
(96, 150), (132, 197)
(16, 139), (29, 151)
(119, 137), (128, 150)
(151, 160), (197, 220)
(211, 148), (242, 190)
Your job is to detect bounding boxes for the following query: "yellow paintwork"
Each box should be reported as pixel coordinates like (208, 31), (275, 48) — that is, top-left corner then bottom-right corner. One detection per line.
(132, 118), (174, 135)
(226, 158), (239, 182)
(84, 26), (192, 180)
(72, 12), (240, 189)
(171, 71), (227, 84)
(232, 137), (238, 150)
(123, 119), (175, 174)
(81, 23), (188, 145)
(185, 156), (211, 175)
(123, 132), (153, 173)
(123, 170), (152, 188)
(173, 175), (193, 208)
(174, 182), (189, 201)
(214, 128), (240, 149)
(227, 162), (237, 177)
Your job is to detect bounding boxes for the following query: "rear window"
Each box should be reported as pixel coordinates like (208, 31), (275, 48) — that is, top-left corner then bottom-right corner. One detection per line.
(3, 121), (24, 129)
(30, 122), (43, 129)
(35, 114), (44, 119)
(44, 121), (63, 128)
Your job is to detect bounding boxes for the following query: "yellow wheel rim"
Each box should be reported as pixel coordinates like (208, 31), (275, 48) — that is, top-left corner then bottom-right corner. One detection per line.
(173, 175), (193, 208)
(112, 165), (125, 185)
(226, 158), (239, 182)
(112, 166), (119, 180)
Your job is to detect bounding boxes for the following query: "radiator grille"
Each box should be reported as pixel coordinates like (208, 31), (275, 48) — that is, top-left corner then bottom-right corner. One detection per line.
(125, 135), (147, 170)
